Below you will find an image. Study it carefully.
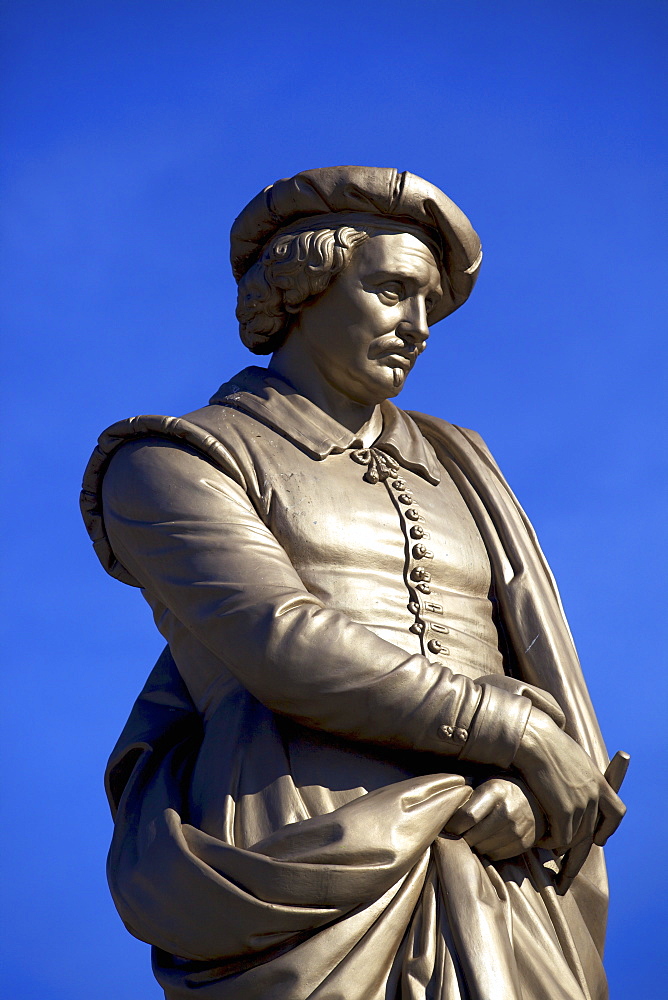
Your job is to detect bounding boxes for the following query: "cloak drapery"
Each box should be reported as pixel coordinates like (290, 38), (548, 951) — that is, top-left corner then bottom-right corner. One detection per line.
(81, 380), (610, 1000)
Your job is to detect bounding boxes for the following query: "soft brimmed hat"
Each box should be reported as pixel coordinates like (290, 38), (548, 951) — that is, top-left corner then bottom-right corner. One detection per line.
(230, 166), (482, 323)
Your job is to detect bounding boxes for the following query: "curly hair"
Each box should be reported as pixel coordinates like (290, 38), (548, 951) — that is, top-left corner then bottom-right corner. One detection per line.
(236, 226), (370, 354)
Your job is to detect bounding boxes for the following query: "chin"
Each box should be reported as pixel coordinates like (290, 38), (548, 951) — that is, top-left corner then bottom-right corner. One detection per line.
(383, 381), (405, 400)
(362, 376), (404, 405)
(369, 365), (409, 401)
(386, 369), (410, 397)
(347, 364), (409, 406)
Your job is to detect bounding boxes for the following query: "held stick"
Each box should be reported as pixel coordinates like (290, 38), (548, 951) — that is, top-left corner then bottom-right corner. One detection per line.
(556, 750), (630, 895)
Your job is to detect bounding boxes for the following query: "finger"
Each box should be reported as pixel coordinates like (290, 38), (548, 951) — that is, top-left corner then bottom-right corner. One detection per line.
(558, 792), (627, 894)
(557, 840), (591, 891)
(550, 799), (595, 856)
(462, 811), (509, 848)
(470, 813), (535, 859)
(478, 838), (526, 862)
(470, 829), (525, 860)
(570, 798), (600, 855)
(538, 818), (574, 854)
(556, 798), (601, 881)
(444, 806), (479, 836)
(594, 793), (626, 846)
(535, 796), (578, 853)
(550, 793), (601, 855)
(444, 786), (497, 836)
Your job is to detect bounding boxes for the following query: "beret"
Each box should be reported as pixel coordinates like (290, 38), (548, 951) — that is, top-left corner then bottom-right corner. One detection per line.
(230, 166), (483, 323)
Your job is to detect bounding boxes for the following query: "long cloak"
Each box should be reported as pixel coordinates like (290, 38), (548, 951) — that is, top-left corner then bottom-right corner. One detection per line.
(81, 384), (610, 1000)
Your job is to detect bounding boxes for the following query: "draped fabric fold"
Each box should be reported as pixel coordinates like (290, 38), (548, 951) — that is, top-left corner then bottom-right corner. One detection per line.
(108, 666), (605, 999)
(91, 397), (610, 999)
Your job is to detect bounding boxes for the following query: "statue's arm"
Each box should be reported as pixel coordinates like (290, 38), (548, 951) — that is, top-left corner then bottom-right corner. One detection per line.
(101, 436), (532, 766)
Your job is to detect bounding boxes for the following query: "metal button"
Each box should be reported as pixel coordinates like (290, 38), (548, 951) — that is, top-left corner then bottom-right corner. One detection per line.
(392, 479), (407, 490)
(410, 525), (425, 539)
(416, 582), (431, 594)
(410, 567), (431, 582)
(407, 602), (420, 614)
(409, 622), (424, 635)
(427, 639), (450, 655)
(406, 509), (421, 521)
(437, 724), (468, 743)
(397, 493), (413, 504)
(412, 543), (433, 559)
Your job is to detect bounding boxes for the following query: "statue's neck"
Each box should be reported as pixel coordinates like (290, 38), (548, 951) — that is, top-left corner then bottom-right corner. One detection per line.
(270, 344), (379, 435)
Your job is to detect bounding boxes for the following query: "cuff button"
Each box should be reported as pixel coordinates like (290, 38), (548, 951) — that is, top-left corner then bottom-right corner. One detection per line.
(437, 724), (468, 744)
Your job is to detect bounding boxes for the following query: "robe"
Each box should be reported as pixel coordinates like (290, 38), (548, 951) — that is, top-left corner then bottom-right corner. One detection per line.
(81, 366), (611, 1000)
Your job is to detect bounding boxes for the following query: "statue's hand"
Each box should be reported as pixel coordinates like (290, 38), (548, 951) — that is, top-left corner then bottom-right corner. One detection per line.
(443, 777), (544, 860)
(513, 707), (626, 855)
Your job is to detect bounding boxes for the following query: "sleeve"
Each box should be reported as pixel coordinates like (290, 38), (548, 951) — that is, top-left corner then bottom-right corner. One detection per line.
(101, 437), (531, 764)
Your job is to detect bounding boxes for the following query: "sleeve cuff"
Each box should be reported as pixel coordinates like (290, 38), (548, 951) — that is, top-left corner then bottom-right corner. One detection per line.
(456, 684), (532, 768)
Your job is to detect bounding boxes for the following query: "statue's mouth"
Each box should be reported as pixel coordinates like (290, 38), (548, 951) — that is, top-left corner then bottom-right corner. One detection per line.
(382, 352), (415, 374)
(379, 354), (415, 388)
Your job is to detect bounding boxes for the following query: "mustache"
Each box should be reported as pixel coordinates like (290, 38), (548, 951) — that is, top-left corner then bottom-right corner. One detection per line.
(367, 336), (422, 362)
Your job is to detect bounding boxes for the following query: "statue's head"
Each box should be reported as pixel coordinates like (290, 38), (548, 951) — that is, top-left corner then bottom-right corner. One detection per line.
(231, 167), (482, 349)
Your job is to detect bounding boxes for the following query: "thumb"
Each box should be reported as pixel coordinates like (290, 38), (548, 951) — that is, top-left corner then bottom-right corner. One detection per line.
(443, 783), (498, 836)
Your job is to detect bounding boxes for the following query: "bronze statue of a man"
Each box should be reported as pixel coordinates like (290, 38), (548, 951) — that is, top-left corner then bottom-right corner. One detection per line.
(81, 167), (626, 999)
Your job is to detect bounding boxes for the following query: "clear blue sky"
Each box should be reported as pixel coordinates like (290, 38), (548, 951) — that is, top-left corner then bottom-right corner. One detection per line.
(1, 2), (666, 997)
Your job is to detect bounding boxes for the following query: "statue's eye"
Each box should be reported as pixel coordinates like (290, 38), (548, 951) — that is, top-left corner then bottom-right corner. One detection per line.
(377, 282), (403, 304)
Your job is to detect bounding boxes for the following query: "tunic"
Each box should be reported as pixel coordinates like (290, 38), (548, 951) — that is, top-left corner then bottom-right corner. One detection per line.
(82, 366), (611, 1000)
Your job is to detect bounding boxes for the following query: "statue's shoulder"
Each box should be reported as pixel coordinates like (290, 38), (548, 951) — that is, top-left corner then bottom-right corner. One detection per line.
(83, 404), (248, 487)
(80, 401), (256, 587)
(85, 392), (260, 489)
(180, 396), (261, 444)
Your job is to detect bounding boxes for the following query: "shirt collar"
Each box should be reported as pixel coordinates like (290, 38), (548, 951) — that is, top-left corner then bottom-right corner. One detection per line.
(209, 366), (441, 485)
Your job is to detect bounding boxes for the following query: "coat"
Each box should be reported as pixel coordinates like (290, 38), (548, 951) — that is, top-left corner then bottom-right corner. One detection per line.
(81, 366), (611, 1000)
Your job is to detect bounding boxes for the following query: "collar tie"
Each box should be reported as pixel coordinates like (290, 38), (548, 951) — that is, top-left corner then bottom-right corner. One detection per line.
(350, 447), (400, 484)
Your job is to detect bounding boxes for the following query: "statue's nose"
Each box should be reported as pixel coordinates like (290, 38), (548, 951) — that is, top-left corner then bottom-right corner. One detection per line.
(398, 298), (430, 347)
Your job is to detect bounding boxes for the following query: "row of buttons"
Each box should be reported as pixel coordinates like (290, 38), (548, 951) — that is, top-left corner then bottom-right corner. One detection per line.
(390, 476), (452, 657)
(351, 448), (468, 752)
(349, 453), (454, 662)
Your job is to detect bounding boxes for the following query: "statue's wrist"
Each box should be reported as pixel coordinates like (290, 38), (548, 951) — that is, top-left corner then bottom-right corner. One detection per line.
(513, 706), (553, 773)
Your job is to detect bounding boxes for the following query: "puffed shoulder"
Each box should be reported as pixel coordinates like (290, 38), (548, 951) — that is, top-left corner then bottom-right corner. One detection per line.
(80, 414), (248, 586)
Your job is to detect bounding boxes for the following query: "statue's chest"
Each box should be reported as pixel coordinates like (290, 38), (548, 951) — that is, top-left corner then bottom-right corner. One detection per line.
(263, 448), (493, 611)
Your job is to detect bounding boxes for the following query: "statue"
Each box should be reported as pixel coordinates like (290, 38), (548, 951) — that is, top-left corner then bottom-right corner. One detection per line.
(81, 167), (627, 999)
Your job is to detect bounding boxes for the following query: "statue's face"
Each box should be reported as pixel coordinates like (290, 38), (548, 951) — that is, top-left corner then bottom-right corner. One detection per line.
(294, 231), (443, 405)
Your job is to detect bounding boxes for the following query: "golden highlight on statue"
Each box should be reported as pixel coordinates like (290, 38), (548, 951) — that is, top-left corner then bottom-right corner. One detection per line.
(81, 167), (627, 999)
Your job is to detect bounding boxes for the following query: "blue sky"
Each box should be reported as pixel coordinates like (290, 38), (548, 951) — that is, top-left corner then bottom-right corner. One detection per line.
(1, 2), (666, 997)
